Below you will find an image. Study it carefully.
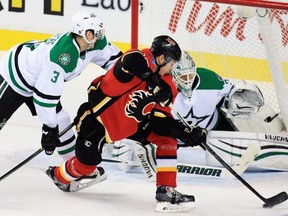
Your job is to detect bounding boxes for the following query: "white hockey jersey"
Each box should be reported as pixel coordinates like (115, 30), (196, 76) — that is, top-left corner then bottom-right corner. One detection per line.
(172, 67), (233, 131)
(0, 32), (122, 128)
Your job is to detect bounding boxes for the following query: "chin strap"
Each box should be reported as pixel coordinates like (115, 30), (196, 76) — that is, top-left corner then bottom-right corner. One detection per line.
(83, 35), (97, 47)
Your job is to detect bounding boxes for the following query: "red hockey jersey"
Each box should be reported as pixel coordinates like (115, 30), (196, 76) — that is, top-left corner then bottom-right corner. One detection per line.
(88, 48), (178, 142)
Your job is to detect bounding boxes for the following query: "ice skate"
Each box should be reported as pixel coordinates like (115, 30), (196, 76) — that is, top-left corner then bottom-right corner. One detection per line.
(155, 185), (195, 212)
(46, 166), (107, 192)
(46, 166), (70, 192)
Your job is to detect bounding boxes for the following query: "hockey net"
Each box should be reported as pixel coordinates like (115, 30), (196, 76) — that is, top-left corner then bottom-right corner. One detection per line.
(135, 0), (288, 132)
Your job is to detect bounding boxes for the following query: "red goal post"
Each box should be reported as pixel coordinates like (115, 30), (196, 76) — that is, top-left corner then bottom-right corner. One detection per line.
(131, 0), (288, 132)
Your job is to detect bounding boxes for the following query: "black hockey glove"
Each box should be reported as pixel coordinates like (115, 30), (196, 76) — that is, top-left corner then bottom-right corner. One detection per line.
(146, 73), (172, 107)
(41, 124), (60, 155)
(171, 125), (207, 149)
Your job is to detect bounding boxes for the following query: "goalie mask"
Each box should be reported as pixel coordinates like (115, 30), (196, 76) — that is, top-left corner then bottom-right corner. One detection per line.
(171, 51), (196, 98)
(72, 11), (105, 46)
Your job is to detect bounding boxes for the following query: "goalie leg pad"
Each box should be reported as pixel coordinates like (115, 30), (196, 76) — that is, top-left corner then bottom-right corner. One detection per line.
(133, 142), (157, 182)
(112, 139), (135, 172)
(206, 131), (261, 170)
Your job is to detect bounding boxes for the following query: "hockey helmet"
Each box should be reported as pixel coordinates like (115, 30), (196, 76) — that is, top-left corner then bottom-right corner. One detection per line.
(151, 35), (181, 65)
(171, 51), (196, 98)
(71, 11), (105, 45)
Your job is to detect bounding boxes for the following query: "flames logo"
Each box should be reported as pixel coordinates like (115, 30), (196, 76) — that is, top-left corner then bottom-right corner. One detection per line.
(125, 90), (156, 122)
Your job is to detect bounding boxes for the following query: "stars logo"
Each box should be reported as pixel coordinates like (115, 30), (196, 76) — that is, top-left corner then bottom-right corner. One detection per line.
(59, 53), (71, 66)
(182, 107), (210, 126)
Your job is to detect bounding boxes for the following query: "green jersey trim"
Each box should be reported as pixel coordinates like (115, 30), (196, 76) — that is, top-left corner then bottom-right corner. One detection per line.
(8, 52), (29, 92)
(33, 97), (58, 108)
(57, 145), (76, 155)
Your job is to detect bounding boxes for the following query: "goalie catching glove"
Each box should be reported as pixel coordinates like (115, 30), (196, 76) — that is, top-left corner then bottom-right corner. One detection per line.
(171, 123), (207, 149)
(227, 80), (264, 119)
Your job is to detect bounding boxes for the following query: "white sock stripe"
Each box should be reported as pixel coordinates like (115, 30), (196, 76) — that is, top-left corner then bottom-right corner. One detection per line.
(60, 162), (78, 182)
(156, 158), (177, 167)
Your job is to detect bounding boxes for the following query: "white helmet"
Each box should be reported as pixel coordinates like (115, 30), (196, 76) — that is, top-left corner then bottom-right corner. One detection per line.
(71, 11), (105, 45)
(171, 51), (196, 98)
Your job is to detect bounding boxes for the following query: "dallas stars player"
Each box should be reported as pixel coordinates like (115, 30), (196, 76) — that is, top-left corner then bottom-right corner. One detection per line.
(0, 11), (122, 158)
(172, 51), (264, 135)
(172, 51), (235, 134)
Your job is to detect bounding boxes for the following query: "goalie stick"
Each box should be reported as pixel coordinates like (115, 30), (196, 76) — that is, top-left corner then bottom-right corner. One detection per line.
(169, 103), (288, 208)
(0, 123), (74, 182)
(178, 142), (260, 179)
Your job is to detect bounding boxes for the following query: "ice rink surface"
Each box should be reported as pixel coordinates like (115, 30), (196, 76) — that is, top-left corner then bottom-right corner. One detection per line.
(0, 63), (288, 216)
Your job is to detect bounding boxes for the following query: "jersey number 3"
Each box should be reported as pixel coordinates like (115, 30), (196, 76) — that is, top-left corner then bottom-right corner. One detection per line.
(51, 71), (60, 83)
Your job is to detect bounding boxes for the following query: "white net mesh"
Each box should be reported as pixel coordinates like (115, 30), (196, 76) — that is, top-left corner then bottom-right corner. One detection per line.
(138, 0), (288, 129)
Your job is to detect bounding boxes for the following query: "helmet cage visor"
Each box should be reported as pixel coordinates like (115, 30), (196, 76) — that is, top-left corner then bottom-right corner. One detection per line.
(171, 51), (196, 98)
(173, 67), (196, 98)
(94, 29), (105, 40)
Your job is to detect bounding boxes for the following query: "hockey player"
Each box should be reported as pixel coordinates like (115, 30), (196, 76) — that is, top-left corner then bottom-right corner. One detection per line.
(0, 11), (122, 159)
(112, 50), (265, 177)
(170, 51), (264, 133)
(46, 35), (207, 212)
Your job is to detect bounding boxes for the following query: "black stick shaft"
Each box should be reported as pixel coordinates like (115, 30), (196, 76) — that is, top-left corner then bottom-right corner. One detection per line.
(0, 123), (74, 181)
(169, 104), (287, 207)
(203, 141), (266, 202)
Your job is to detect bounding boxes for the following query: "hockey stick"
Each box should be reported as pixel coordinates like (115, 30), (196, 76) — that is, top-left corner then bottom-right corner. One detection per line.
(169, 103), (288, 208)
(0, 123), (74, 181)
(178, 141), (260, 179)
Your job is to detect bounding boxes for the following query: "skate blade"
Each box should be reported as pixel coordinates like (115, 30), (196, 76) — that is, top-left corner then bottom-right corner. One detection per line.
(69, 172), (107, 192)
(155, 201), (195, 213)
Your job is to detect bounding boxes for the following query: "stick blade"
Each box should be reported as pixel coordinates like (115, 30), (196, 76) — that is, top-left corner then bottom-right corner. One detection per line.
(263, 191), (288, 208)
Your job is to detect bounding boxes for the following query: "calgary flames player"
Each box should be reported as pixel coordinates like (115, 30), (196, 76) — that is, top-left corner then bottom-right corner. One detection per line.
(46, 35), (207, 213)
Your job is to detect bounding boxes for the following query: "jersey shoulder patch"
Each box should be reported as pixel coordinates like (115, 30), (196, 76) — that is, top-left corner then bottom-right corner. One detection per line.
(49, 33), (78, 73)
(196, 67), (226, 90)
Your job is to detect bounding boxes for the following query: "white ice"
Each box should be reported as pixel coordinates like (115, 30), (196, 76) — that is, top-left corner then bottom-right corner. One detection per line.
(0, 63), (288, 216)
